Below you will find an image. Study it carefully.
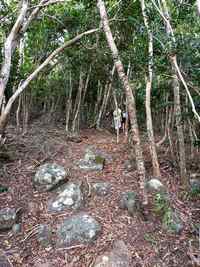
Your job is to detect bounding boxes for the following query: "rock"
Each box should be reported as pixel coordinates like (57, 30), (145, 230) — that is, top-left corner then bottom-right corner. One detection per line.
(124, 159), (135, 172)
(95, 149), (113, 163)
(56, 213), (101, 248)
(146, 178), (165, 192)
(48, 182), (84, 212)
(78, 148), (105, 171)
(12, 223), (21, 234)
(92, 182), (111, 196)
(84, 148), (96, 161)
(93, 240), (131, 267)
(33, 163), (68, 191)
(190, 173), (200, 193)
(163, 210), (183, 234)
(0, 208), (17, 231)
(0, 250), (12, 267)
(37, 224), (52, 247)
(119, 191), (140, 216)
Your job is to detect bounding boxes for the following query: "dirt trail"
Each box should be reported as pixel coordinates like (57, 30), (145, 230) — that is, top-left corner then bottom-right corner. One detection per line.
(0, 125), (198, 266)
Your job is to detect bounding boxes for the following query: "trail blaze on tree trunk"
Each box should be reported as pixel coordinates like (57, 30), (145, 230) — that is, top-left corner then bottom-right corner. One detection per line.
(97, 0), (147, 204)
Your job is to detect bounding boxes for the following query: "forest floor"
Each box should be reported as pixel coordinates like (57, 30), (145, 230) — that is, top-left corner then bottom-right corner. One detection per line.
(0, 120), (199, 267)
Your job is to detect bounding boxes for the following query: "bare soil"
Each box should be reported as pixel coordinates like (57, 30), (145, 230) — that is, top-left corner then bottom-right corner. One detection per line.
(0, 121), (199, 267)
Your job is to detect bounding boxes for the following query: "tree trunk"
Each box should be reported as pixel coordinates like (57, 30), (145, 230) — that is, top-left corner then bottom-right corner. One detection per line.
(0, 0), (28, 109)
(160, 0), (188, 188)
(72, 70), (84, 133)
(141, 0), (161, 177)
(65, 70), (73, 133)
(96, 66), (114, 129)
(97, 0), (147, 204)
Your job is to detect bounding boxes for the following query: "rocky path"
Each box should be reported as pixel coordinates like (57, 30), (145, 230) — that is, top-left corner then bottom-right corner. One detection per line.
(0, 125), (199, 266)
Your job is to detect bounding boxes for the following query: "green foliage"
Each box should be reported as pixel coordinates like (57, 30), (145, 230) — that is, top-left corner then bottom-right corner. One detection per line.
(153, 192), (170, 216)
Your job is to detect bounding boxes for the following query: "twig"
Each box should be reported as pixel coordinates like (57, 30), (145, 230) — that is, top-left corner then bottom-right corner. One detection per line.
(56, 244), (84, 251)
(21, 225), (40, 242)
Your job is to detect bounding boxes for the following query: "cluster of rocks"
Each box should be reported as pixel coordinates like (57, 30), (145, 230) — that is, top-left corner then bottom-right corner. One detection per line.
(0, 146), (187, 266)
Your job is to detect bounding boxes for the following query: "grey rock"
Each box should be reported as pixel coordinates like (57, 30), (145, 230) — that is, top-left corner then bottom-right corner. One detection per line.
(56, 213), (101, 248)
(12, 223), (21, 234)
(163, 210), (183, 234)
(119, 191), (140, 216)
(124, 159), (134, 172)
(95, 149), (113, 163)
(0, 208), (17, 231)
(93, 240), (131, 267)
(84, 147), (96, 161)
(37, 224), (52, 247)
(92, 182), (111, 196)
(190, 178), (200, 193)
(48, 182), (84, 212)
(78, 148), (105, 171)
(146, 178), (165, 192)
(33, 163), (68, 191)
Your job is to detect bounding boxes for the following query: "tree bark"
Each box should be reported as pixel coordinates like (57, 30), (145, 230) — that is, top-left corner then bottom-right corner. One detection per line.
(72, 70), (83, 133)
(0, 0), (28, 109)
(65, 70), (72, 133)
(141, 0), (161, 177)
(97, 0), (147, 204)
(160, 0), (188, 188)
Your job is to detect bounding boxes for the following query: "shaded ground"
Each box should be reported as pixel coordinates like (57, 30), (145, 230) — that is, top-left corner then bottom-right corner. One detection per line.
(0, 121), (199, 267)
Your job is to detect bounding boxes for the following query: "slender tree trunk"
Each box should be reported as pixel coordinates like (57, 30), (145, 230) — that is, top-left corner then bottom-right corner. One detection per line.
(97, 0), (147, 204)
(141, 0), (161, 177)
(160, 0), (188, 188)
(96, 66), (114, 129)
(112, 86), (120, 144)
(65, 70), (73, 133)
(72, 70), (84, 133)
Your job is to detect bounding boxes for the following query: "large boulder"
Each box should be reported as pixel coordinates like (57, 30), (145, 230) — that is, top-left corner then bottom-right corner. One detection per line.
(48, 182), (85, 212)
(0, 208), (17, 231)
(93, 240), (131, 267)
(33, 163), (68, 191)
(56, 213), (101, 248)
(78, 148), (105, 171)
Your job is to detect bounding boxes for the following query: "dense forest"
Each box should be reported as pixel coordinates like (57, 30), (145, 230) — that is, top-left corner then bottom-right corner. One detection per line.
(0, 1), (200, 266)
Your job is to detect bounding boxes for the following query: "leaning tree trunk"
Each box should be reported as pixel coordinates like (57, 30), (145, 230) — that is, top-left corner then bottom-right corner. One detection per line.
(141, 0), (161, 177)
(0, 28), (98, 137)
(97, 0), (147, 204)
(159, 0), (188, 188)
